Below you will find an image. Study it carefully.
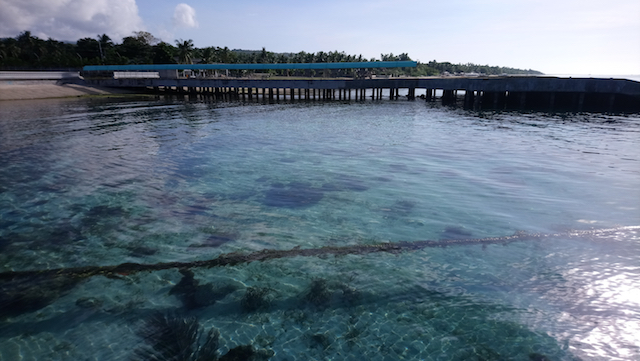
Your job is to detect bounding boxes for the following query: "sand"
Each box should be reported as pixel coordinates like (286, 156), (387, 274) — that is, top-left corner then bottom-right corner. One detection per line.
(0, 80), (141, 101)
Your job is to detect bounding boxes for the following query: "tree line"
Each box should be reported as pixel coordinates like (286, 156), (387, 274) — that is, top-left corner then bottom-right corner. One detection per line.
(0, 31), (542, 76)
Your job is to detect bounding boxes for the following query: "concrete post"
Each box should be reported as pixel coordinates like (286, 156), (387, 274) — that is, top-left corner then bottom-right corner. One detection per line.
(578, 93), (585, 111)
(464, 90), (474, 109)
(608, 94), (615, 112)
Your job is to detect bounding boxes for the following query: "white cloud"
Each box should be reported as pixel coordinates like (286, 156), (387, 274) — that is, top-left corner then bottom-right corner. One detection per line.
(0, 0), (144, 41)
(172, 3), (198, 28)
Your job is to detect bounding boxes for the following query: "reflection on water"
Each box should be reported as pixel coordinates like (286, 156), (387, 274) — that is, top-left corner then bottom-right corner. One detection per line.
(0, 96), (639, 360)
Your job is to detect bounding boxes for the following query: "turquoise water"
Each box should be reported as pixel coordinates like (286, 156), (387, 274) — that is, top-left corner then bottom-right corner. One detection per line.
(0, 96), (639, 360)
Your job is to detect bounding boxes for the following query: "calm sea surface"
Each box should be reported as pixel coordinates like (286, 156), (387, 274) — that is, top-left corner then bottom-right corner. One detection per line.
(0, 96), (639, 361)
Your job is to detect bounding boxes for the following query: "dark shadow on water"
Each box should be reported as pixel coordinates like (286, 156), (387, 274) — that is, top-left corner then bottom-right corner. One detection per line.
(262, 181), (324, 208)
(441, 226), (474, 239)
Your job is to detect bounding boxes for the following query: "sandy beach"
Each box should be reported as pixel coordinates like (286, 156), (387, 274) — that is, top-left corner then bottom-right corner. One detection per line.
(0, 80), (140, 101)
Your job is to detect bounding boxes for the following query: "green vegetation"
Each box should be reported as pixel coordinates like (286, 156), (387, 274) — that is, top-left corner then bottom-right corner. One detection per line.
(0, 30), (542, 75)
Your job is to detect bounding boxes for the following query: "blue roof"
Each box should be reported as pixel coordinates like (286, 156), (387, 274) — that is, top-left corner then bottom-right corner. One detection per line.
(83, 61), (417, 71)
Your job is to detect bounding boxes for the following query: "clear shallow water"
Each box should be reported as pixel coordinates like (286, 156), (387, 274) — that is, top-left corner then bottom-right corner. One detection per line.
(0, 96), (639, 360)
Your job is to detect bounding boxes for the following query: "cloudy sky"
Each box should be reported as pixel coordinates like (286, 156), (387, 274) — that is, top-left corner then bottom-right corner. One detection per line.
(1, 0), (638, 75)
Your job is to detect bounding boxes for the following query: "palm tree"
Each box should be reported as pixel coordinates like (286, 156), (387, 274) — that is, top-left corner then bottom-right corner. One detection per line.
(175, 39), (194, 64)
(96, 34), (113, 62)
(200, 47), (215, 64)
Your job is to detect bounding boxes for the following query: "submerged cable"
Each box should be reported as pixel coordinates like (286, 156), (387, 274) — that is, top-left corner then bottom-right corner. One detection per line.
(0, 226), (637, 282)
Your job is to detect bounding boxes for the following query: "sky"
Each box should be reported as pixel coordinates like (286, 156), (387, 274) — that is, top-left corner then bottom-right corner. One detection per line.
(1, 0), (639, 75)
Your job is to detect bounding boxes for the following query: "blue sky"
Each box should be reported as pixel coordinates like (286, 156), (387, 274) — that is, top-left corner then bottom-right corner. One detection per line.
(1, 0), (639, 75)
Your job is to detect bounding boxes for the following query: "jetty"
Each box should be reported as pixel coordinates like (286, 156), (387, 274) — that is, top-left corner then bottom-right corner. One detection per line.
(76, 62), (640, 112)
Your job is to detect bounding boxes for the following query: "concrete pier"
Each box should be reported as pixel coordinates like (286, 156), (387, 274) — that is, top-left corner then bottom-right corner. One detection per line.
(81, 71), (640, 112)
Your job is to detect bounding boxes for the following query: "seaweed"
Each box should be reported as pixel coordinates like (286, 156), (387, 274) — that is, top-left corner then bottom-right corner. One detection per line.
(240, 287), (273, 313)
(0, 226), (635, 283)
(302, 279), (332, 309)
(135, 314), (273, 361)
(134, 313), (220, 361)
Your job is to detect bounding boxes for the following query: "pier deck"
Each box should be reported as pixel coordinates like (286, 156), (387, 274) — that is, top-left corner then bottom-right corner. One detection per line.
(79, 63), (640, 112)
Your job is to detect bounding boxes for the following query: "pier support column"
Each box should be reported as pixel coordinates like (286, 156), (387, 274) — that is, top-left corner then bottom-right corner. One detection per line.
(520, 93), (527, 109)
(473, 91), (482, 110)
(577, 93), (585, 111)
(463, 90), (475, 109)
(442, 90), (455, 105)
(426, 89), (434, 101)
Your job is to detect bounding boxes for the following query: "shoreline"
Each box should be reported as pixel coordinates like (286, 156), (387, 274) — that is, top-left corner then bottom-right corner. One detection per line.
(0, 80), (145, 101)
